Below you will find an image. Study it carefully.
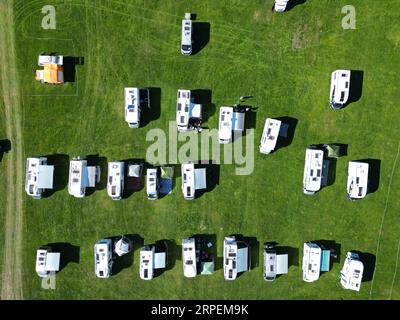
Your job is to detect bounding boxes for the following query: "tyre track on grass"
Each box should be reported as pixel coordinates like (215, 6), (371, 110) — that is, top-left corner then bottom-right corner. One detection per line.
(0, 0), (24, 300)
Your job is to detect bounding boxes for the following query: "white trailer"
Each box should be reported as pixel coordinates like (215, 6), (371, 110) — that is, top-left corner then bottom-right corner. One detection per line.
(263, 244), (288, 281)
(38, 55), (63, 66)
(107, 161), (124, 200)
(124, 87), (149, 128)
(259, 118), (282, 154)
(302, 242), (322, 282)
(274, 0), (289, 12)
(218, 106), (245, 144)
(223, 236), (249, 281)
(176, 89), (202, 132)
(25, 157), (54, 199)
(139, 245), (167, 280)
(181, 163), (207, 200)
(347, 161), (369, 200)
(181, 13), (193, 55)
(146, 168), (159, 200)
(303, 147), (324, 195)
(329, 70), (351, 109)
(68, 157), (100, 198)
(182, 237), (197, 278)
(35, 247), (60, 278)
(94, 239), (114, 278)
(340, 252), (364, 292)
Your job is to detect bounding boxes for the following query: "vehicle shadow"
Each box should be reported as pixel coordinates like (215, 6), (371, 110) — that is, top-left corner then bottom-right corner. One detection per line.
(43, 153), (69, 198)
(359, 159), (381, 194)
(192, 21), (210, 55)
(154, 239), (177, 277)
(109, 234), (143, 275)
(352, 250), (376, 282)
(191, 89), (216, 124)
(86, 154), (107, 195)
(346, 70), (364, 106)
(275, 117), (298, 151)
(195, 161), (220, 199)
(63, 56), (84, 83)
(45, 242), (80, 272)
(0, 139), (11, 162)
(285, 0), (307, 12)
(140, 87), (161, 128)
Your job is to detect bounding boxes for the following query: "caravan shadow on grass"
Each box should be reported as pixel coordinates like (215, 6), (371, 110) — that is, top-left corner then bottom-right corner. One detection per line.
(352, 250), (376, 282)
(63, 56), (84, 83)
(275, 117), (298, 151)
(85, 154), (107, 195)
(231, 234), (259, 273)
(153, 239), (177, 277)
(347, 70), (364, 106)
(43, 153), (69, 198)
(109, 234), (143, 276)
(195, 161), (220, 199)
(140, 87), (161, 128)
(285, 0), (307, 12)
(359, 159), (381, 194)
(45, 242), (80, 272)
(0, 139), (11, 162)
(192, 22), (210, 55)
(276, 246), (299, 267)
(191, 89), (216, 124)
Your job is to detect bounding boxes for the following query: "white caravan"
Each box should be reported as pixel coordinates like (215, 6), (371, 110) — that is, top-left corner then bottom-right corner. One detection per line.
(274, 0), (289, 12)
(303, 147), (324, 195)
(38, 55), (63, 66)
(181, 13), (193, 55)
(340, 252), (364, 292)
(218, 106), (245, 144)
(263, 244), (288, 281)
(35, 247), (60, 278)
(347, 161), (369, 200)
(107, 161), (124, 200)
(302, 242), (322, 282)
(139, 245), (167, 280)
(68, 157), (100, 198)
(223, 236), (249, 281)
(124, 87), (149, 128)
(146, 168), (159, 200)
(329, 70), (351, 109)
(181, 163), (207, 200)
(259, 118), (282, 154)
(25, 157), (54, 199)
(182, 237), (197, 278)
(94, 239), (114, 278)
(176, 89), (202, 132)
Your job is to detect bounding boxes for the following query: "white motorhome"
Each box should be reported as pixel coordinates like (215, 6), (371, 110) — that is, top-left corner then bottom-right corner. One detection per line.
(274, 0), (289, 12)
(182, 237), (197, 278)
(146, 168), (159, 200)
(347, 161), (369, 200)
(25, 157), (54, 199)
(259, 118), (282, 154)
(303, 147), (324, 195)
(263, 243), (288, 281)
(302, 242), (322, 282)
(35, 247), (60, 278)
(124, 87), (149, 128)
(223, 236), (249, 281)
(181, 163), (207, 200)
(68, 157), (100, 198)
(329, 70), (351, 109)
(139, 245), (167, 280)
(94, 239), (114, 278)
(218, 106), (246, 144)
(107, 161), (124, 200)
(181, 13), (193, 55)
(340, 252), (364, 292)
(176, 89), (202, 132)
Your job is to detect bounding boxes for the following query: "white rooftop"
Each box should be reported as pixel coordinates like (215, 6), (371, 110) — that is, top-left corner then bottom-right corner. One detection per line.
(124, 87), (140, 128)
(146, 168), (158, 199)
(218, 107), (233, 143)
(347, 161), (369, 200)
(25, 157), (54, 198)
(35, 249), (60, 277)
(38, 55), (63, 66)
(182, 163), (195, 200)
(303, 148), (324, 194)
(259, 118), (282, 154)
(107, 161), (124, 200)
(94, 239), (113, 278)
(340, 252), (364, 292)
(330, 70), (351, 108)
(302, 242), (322, 282)
(182, 237), (197, 278)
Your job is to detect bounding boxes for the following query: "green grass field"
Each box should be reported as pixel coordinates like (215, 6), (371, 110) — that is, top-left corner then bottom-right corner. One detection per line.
(1, 0), (400, 299)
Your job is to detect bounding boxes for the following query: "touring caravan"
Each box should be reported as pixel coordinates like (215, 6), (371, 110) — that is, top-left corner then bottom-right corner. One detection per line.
(176, 89), (202, 132)
(35, 247), (60, 278)
(181, 13), (193, 55)
(25, 157), (54, 199)
(303, 146), (325, 195)
(94, 239), (114, 278)
(302, 242), (332, 283)
(223, 236), (249, 281)
(347, 161), (369, 200)
(218, 106), (245, 144)
(139, 245), (167, 280)
(68, 157), (100, 198)
(263, 243), (288, 281)
(182, 237), (197, 278)
(35, 54), (64, 84)
(259, 118), (282, 154)
(340, 252), (364, 292)
(124, 87), (150, 128)
(107, 161), (124, 200)
(146, 168), (159, 200)
(181, 163), (207, 200)
(329, 70), (351, 109)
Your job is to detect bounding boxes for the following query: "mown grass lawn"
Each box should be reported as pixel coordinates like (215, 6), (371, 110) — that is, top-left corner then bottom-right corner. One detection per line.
(2, 0), (400, 299)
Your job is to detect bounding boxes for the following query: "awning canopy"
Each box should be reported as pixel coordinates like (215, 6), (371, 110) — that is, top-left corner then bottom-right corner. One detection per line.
(237, 247), (249, 273)
(154, 252), (166, 269)
(45, 253), (60, 272)
(37, 165), (54, 189)
(194, 168), (206, 190)
(232, 111), (245, 131)
(321, 250), (331, 272)
(276, 254), (288, 275)
(190, 103), (202, 119)
(201, 261), (214, 275)
(128, 164), (142, 177)
(87, 166), (98, 187)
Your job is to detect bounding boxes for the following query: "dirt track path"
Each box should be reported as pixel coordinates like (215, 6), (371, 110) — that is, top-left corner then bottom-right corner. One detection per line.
(0, 0), (24, 300)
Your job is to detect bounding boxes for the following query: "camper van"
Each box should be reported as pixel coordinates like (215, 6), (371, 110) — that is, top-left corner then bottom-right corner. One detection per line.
(146, 168), (159, 200)
(181, 163), (195, 200)
(274, 0), (289, 12)
(340, 252), (364, 292)
(35, 55), (64, 84)
(263, 243), (288, 282)
(68, 157), (100, 198)
(259, 118), (282, 154)
(182, 237), (197, 278)
(181, 13), (193, 55)
(107, 161), (124, 200)
(35, 247), (60, 278)
(139, 245), (167, 280)
(124, 87), (149, 128)
(303, 146), (324, 195)
(94, 239), (114, 278)
(218, 106), (246, 144)
(223, 236), (249, 281)
(302, 242), (322, 282)
(329, 70), (351, 109)
(176, 89), (202, 132)
(25, 157), (54, 199)
(347, 161), (369, 200)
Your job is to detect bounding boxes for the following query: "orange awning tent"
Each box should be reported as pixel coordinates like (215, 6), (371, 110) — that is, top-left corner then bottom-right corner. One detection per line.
(36, 63), (64, 84)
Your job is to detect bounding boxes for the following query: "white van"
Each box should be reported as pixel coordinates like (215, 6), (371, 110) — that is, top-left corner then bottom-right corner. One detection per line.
(181, 13), (193, 55)
(146, 168), (159, 200)
(107, 161), (124, 200)
(329, 70), (351, 109)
